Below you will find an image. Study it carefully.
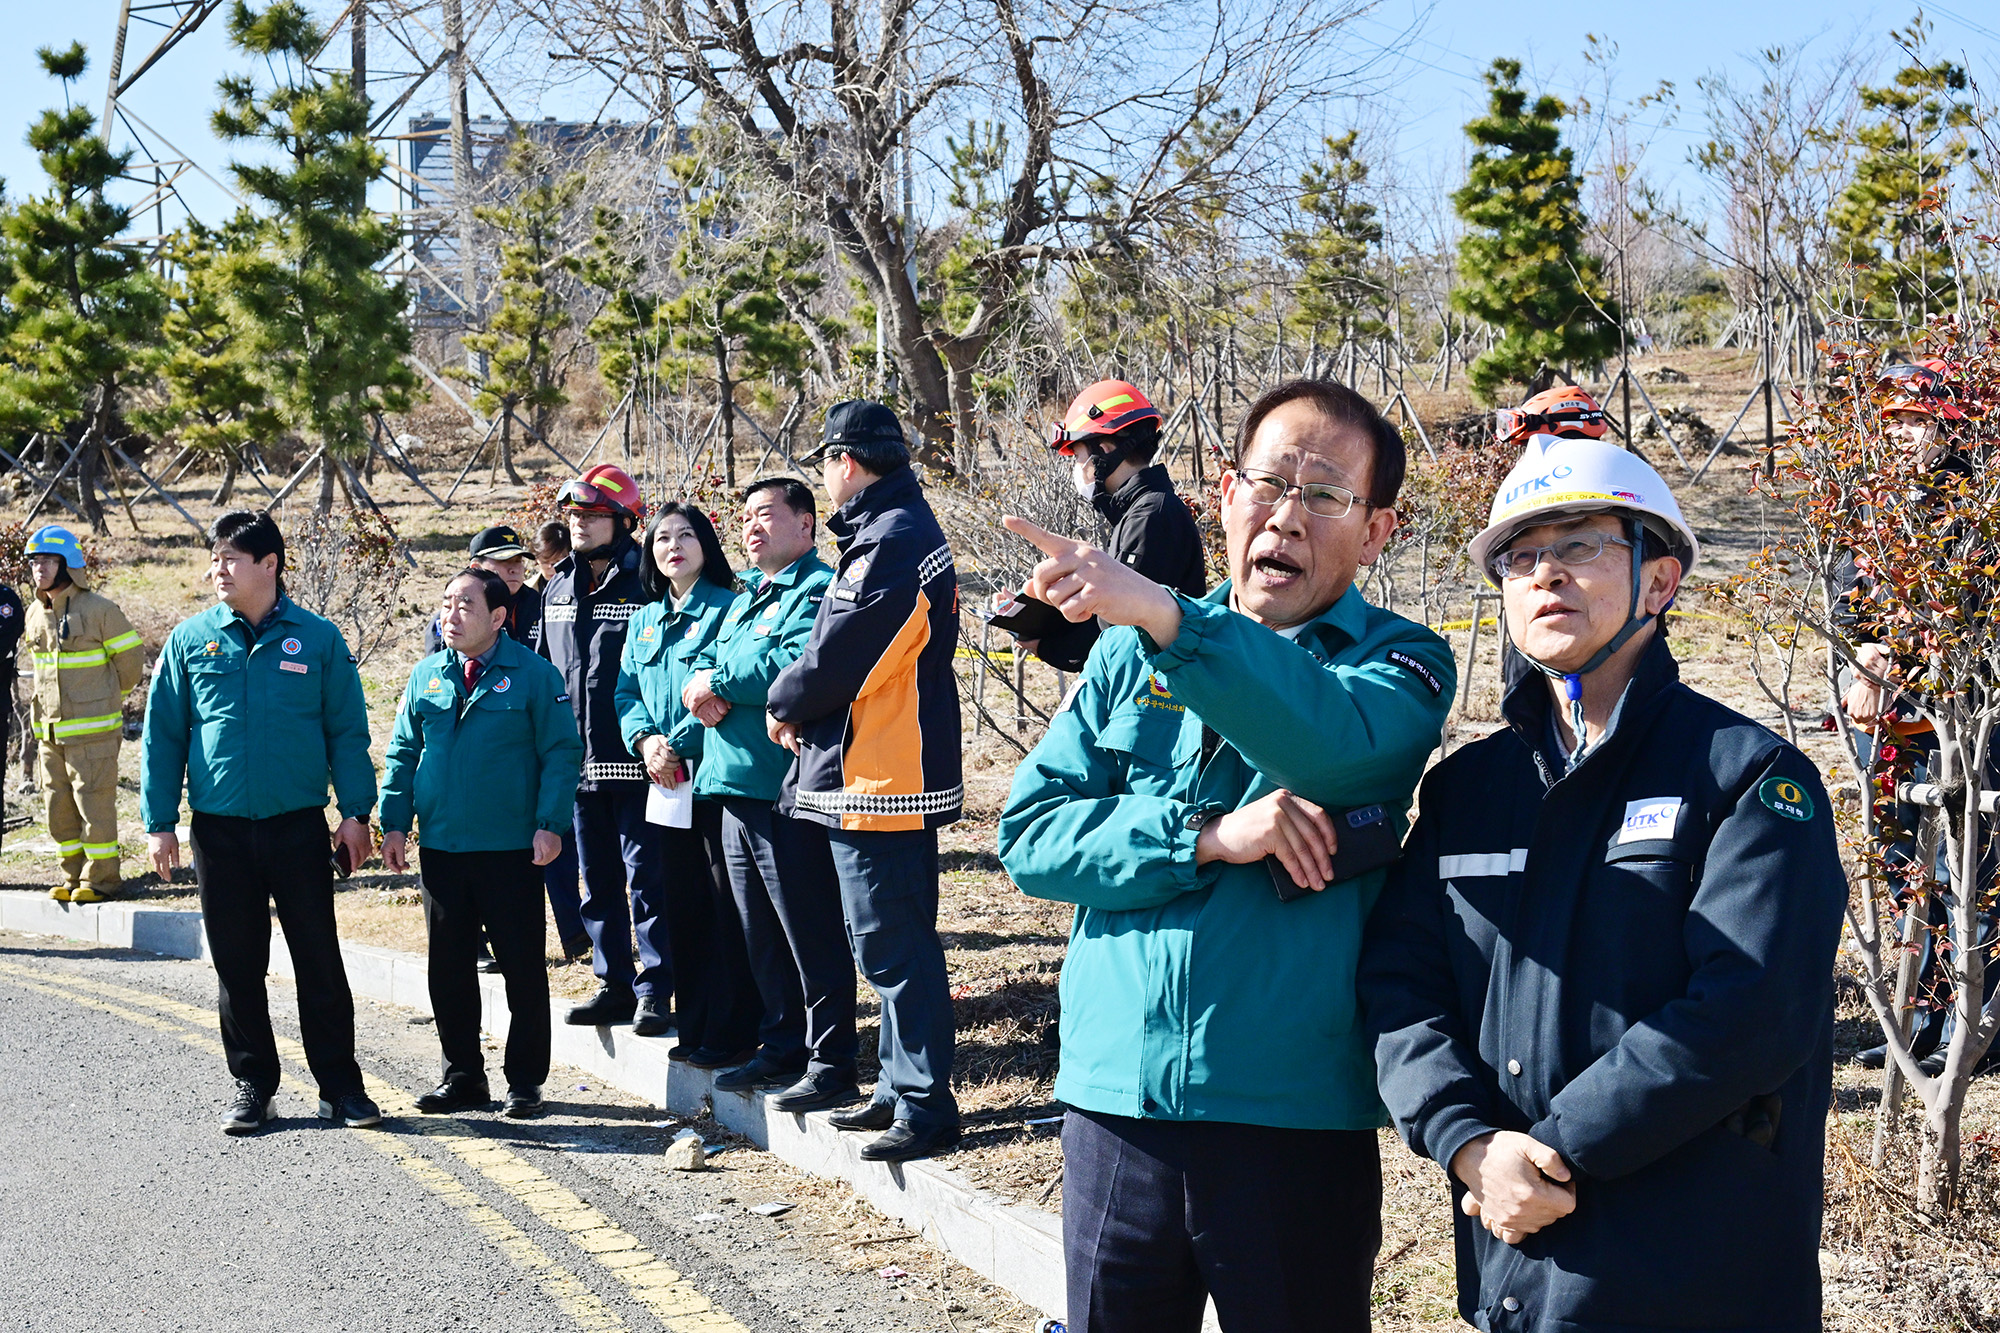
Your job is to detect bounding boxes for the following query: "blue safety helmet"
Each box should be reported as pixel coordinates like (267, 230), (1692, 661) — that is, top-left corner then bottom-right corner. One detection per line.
(24, 525), (86, 570)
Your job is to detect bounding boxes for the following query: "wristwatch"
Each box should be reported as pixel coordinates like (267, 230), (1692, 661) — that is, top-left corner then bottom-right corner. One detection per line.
(1183, 803), (1228, 833)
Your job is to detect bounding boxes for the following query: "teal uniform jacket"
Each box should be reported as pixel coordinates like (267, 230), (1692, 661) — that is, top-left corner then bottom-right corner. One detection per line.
(141, 596), (378, 831)
(690, 553), (833, 803)
(997, 584), (1455, 1131)
(614, 578), (738, 770)
(379, 635), (584, 852)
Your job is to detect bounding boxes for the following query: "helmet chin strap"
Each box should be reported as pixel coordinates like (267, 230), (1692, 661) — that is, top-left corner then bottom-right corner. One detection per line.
(1518, 514), (1657, 773)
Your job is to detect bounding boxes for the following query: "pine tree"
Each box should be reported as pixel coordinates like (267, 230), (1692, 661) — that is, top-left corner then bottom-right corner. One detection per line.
(210, 0), (415, 510)
(132, 214), (285, 503)
(1829, 20), (1973, 329)
(1451, 58), (1619, 403)
(570, 205), (665, 464)
(462, 139), (585, 484)
(0, 43), (165, 532)
(659, 133), (820, 486)
(1284, 132), (1387, 372)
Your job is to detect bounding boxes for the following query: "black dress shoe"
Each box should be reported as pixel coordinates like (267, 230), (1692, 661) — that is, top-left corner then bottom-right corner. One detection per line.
(503, 1086), (546, 1119)
(476, 951), (502, 974)
(631, 995), (673, 1038)
(828, 1100), (897, 1132)
(565, 985), (637, 1026)
(768, 1071), (862, 1114)
(681, 1045), (757, 1070)
(561, 932), (593, 962)
(417, 1078), (493, 1113)
(860, 1119), (961, 1162)
(713, 1059), (803, 1093)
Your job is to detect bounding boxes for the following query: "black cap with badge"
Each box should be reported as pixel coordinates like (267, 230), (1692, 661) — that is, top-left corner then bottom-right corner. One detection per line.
(468, 525), (530, 560)
(798, 399), (911, 471)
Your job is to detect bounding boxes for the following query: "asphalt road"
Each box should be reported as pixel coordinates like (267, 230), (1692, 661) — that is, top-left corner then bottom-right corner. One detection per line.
(0, 931), (1000, 1333)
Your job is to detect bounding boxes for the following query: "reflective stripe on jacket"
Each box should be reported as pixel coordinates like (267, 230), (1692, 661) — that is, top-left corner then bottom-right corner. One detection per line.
(769, 467), (963, 831)
(379, 635), (583, 852)
(998, 584), (1454, 1130)
(1359, 634), (1845, 1329)
(615, 578), (736, 769)
(140, 596), (377, 830)
(26, 581), (145, 746)
(690, 552), (833, 803)
(539, 539), (646, 789)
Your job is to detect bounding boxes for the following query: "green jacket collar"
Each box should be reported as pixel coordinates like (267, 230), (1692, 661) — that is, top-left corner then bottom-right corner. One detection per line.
(753, 551), (829, 594)
(1206, 579), (1369, 655)
(445, 631), (534, 697)
(211, 593), (302, 642)
(669, 578), (738, 622)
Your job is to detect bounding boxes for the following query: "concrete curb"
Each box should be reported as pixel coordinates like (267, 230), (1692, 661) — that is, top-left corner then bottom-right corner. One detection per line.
(1, 891), (1068, 1321)
(0, 891), (209, 959)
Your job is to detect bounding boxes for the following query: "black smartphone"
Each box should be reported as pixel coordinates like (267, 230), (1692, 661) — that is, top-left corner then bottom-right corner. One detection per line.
(1267, 803), (1402, 902)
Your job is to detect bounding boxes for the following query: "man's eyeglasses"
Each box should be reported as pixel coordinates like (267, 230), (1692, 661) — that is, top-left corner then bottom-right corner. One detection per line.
(1490, 531), (1633, 582)
(1234, 469), (1372, 520)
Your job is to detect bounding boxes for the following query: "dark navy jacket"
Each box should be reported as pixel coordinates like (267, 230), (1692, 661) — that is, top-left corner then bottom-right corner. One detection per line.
(768, 466), (963, 831)
(538, 536), (644, 789)
(1360, 634), (1844, 1333)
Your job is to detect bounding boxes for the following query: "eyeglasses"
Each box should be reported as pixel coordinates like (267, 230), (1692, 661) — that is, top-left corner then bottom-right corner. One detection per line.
(1491, 531), (1634, 581)
(1234, 469), (1371, 520)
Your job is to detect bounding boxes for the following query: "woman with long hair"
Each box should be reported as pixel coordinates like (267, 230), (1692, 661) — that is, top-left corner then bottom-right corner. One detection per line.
(613, 504), (762, 1060)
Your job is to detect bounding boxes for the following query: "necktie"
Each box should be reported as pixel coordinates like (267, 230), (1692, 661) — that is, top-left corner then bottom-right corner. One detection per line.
(464, 657), (482, 693)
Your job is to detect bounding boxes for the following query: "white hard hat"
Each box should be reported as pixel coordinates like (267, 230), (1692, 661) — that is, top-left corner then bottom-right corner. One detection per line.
(1466, 435), (1700, 586)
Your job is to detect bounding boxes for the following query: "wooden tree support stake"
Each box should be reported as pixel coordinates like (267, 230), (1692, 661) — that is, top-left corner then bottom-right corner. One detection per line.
(267, 447), (327, 508)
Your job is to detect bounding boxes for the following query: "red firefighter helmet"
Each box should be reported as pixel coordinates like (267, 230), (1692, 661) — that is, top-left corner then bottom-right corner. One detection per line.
(1048, 381), (1162, 454)
(558, 464), (645, 519)
(1877, 359), (1965, 421)
(1495, 386), (1609, 444)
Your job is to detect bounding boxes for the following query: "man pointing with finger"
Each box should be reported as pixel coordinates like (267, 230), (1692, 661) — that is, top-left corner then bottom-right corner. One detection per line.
(999, 379), (1455, 1333)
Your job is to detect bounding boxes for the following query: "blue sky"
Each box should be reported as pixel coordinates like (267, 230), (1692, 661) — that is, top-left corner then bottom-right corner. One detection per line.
(0, 1), (1995, 238)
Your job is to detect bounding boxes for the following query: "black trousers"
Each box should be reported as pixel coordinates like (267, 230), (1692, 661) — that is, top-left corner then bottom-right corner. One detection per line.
(718, 796), (856, 1077)
(661, 799), (761, 1053)
(1061, 1108), (1382, 1333)
(191, 807), (363, 1100)
(419, 846), (550, 1089)
(827, 827), (958, 1126)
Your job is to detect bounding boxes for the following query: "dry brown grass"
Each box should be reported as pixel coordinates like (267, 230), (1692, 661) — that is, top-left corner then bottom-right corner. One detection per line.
(7, 356), (1995, 1326)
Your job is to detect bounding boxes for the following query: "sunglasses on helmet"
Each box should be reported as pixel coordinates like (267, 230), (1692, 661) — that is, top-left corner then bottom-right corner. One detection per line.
(558, 479), (620, 510)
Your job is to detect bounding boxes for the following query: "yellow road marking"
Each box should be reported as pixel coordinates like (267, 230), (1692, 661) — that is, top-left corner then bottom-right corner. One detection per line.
(0, 960), (753, 1333)
(0, 960), (626, 1330)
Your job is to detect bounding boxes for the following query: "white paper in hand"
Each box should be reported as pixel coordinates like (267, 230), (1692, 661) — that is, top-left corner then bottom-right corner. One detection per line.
(646, 777), (694, 829)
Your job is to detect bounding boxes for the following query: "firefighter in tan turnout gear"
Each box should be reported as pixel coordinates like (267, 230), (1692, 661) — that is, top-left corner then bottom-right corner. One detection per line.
(25, 526), (145, 901)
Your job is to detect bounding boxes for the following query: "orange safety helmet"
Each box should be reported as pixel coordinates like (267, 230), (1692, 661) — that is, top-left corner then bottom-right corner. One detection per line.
(1495, 386), (1609, 444)
(558, 463), (646, 519)
(1049, 380), (1162, 454)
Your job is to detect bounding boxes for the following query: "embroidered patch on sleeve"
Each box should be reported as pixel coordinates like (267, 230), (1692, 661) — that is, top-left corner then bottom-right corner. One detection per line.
(1385, 650), (1442, 696)
(1758, 776), (1816, 822)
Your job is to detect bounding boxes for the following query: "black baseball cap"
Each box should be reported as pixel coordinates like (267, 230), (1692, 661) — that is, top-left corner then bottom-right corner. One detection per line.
(798, 399), (911, 468)
(469, 525), (529, 560)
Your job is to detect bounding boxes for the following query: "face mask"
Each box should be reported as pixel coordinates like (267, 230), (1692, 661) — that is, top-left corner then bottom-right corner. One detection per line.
(1073, 466), (1100, 501)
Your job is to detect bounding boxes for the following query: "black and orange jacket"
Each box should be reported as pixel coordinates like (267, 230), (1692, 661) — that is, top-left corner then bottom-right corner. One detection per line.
(769, 466), (963, 831)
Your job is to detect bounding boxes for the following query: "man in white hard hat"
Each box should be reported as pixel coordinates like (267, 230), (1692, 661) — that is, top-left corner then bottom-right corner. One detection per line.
(1359, 434), (1848, 1330)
